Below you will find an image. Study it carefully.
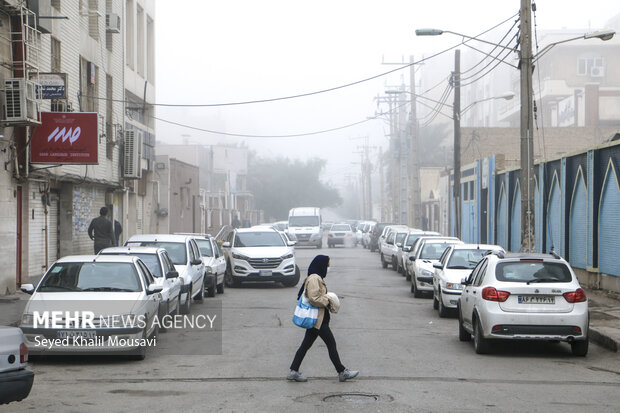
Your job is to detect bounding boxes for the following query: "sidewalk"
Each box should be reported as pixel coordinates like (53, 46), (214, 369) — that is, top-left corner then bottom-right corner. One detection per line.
(586, 287), (620, 352)
(1, 287), (619, 352)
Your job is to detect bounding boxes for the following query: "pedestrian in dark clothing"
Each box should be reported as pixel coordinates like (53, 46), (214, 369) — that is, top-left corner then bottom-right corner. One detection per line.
(88, 207), (115, 253)
(288, 254), (358, 382)
(231, 216), (241, 229)
(114, 219), (123, 246)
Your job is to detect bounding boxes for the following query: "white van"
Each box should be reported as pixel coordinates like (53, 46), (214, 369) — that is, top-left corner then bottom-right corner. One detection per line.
(287, 207), (322, 248)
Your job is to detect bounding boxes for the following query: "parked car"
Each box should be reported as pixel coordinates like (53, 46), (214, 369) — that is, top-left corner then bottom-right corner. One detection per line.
(458, 252), (589, 356)
(20, 255), (162, 360)
(273, 221), (289, 232)
(220, 227), (299, 287)
(98, 246), (182, 326)
(327, 223), (356, 248)
(359, 221), (376, 249)
(409, 237), (462, 298)
(176, 233), (226, 296)
(125, 234), (205, 314)
(432, 244), (504, 317)
(0, 326), (34, 405)
(369, 222), (396, 252)
(399, 231), (440, 276)
(379, 227), (410, 270)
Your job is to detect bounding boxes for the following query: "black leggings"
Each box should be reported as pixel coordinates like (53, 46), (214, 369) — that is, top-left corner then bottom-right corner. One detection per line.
(290, 321), (345, 373)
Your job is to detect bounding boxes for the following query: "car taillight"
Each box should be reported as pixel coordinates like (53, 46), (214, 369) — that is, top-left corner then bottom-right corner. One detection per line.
(20, 343), (28, 364)
(328, 234), (333, 238)
(563, 288), (587, 303)
(482, 287), (510, 302)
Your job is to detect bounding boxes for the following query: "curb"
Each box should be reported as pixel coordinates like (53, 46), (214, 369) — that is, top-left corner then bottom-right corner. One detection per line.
(589, 326), (620, 352)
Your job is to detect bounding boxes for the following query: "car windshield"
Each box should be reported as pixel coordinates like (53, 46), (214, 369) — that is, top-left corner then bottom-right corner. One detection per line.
(234, 232), (285, 247)
(194, 239), (214, 257)
(395, 232), (407, 244)
(132, 242), (187, 265)
(331, 224), (351, 231)
(496, 261), (573, 283)
(38, 262), (142, 292)
(420, 242), (454, 260)
(447, 249), (492, 269)
(405, 234), (423, 247)
(289, 216), (319, 227)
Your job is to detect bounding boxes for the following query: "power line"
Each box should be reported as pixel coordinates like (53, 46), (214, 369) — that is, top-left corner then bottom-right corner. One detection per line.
(84, 13), (519, 109)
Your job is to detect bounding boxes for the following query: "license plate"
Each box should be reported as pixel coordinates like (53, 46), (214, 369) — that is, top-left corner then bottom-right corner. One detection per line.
(259, 270), (272, 276)
(57, 330), (97, 339)
(518, 295), (555, 304)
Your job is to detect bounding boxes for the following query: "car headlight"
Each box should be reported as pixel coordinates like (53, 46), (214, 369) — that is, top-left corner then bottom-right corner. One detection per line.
(445, 282), (463, 290)
(205, 266), (213, 274)
(281, 253), (294, 260)
(420, 269), (434, 276)
(21, 313), (34, 327)
(232, 252), (250, 261)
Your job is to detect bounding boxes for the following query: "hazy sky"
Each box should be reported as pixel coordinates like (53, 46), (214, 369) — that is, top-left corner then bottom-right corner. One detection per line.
(155, 0), (619, 188)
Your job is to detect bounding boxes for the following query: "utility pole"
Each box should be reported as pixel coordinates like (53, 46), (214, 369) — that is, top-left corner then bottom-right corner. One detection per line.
(397, 85), (409, 225)
(520, 0), (535, 252)
(409, 55), (422, 229)
(379, 147), (385, 221)
(452, 49), (461, 239)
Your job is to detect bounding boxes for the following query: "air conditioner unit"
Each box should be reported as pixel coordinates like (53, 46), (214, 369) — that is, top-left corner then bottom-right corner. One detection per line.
(106, 13), (121, 33)
(123, 130), (142, 179)
(3, 78), (40, 124)
(590, 66), (605, 78)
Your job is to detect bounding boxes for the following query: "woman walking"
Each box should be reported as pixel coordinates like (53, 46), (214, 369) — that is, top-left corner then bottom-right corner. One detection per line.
(288, 254), (358, 382)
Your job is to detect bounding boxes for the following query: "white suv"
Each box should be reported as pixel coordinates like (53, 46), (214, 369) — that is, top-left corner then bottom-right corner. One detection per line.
(125, 234), (205, 314)
(221, 227), (299, 287)
(458, 252), (590, 356)
(380, 228), (410, 270)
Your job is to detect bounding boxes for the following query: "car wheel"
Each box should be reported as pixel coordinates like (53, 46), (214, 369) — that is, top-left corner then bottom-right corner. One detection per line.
(216, 275), (225, 294)
(438, 290), (449, 318)
(195, 277), (205, 302)
(391, 257), (398, 271)
(458, 304), (471, 342)
(224, 264), (239, 288)
(180, 285), (192, 314)
(317, 240), (322, 249)
(412, 278), (422, 298)
(571, 338), (589, 356)
(405, 267), (411, 281)
(381, 254), (388, 269)
(206, 275), (216, 298)
(433, 293), (439, 310)
(370, 245), (375, 252)
(159, 303), (168, 333)
(131, 325), (148, 361)
(283, 265), (301, 287)
(473, 317), (491, 354)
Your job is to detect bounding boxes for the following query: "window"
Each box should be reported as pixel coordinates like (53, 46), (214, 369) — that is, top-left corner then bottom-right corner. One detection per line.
(106, 74), (114, 160)
(495, 261), (572, 283)
(51, 0), (61, 10)
(462, 182), (469, 201)
(578, 56), (604, 76)
(195, 238), (214, 257)
(146, 16), (154, 84)
(473, 260), (489, 287)
(234, 232), (285, 247)
(80, 57), (98, 112)
(51, 37), (61, 72)
(136, 5), (145, 76)
(125, 0), (134, 69)
(469, 181), (475, 202)
(88, 0), (99, 39)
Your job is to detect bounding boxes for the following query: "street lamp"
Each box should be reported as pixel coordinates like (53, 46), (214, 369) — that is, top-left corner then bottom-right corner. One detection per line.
(416, 20), (615, 251)
(461, 92), (515, 114)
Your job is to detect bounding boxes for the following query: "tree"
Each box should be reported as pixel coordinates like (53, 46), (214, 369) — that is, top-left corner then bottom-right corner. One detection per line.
(247, 155), (342, 221)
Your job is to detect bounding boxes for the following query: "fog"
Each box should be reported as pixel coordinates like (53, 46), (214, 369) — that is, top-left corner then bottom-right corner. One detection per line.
(155, 0), (619, 192)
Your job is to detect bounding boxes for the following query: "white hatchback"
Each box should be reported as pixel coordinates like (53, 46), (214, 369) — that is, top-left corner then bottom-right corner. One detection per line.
(432, 244), (504, 317)
(409, 237), (462, 297)
(458, 252), (589, 356)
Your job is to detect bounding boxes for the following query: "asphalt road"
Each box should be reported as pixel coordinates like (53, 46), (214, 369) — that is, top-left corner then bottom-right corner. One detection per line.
(4, 243), (620, 412)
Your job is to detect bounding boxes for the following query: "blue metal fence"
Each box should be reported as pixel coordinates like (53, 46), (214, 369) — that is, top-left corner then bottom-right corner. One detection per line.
(450, 140), (620, 278)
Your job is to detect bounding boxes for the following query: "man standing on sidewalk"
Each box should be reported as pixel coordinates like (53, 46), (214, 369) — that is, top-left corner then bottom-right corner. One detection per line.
(88, 207), (116, 253)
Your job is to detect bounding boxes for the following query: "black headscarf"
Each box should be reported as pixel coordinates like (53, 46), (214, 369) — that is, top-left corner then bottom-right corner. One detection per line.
(297, 254), (330, 299)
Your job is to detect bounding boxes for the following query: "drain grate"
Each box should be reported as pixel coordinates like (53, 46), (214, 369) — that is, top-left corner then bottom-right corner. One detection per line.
(323, 393), (379, 403)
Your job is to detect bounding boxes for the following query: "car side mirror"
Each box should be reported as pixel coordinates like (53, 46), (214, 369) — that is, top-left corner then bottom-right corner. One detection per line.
(287, 241), (297, 246)
(191, 259), (202, 266)
(20, 283), (35, 295)
(222, 241), (231, 248)
(402, 246), (411, 252)
(166, 270), (179, 279)
(147, 284), (163, 295)
(409, 256), (416, 262)
(461, 277), (470, 286)
(433, 262), (443, 270)
(396, 242), (402, 248)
